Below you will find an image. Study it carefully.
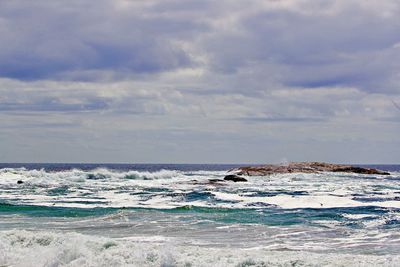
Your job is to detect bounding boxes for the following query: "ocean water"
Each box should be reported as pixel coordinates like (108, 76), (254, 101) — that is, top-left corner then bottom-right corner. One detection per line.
(0, 163), (400, 267)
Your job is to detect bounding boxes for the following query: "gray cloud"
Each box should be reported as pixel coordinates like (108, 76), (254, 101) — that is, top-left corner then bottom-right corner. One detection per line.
(0, 97), (109, 112)
(0, 0), (205, 80)
(203, 1), (400, 93)
(1, 0), (399, 94)
(234, 116), (326, 123)
(0, 0), (400, 163)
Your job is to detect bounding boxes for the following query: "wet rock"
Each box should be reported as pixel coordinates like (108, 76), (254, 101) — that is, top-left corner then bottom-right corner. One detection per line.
(233, 162), (390, 176)
(224, 175), (248, 182)
(332, 167), (390, 175)
(17, 180), (24, 184)
(87, 173), (107, 180)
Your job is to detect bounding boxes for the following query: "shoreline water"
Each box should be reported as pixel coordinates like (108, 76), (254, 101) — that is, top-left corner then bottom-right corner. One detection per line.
(1, 164), (399, 266)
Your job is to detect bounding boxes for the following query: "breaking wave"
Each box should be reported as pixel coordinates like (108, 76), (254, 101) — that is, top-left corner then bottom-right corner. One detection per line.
(1, 167), (399, 210)
(1, 230), (399, 267)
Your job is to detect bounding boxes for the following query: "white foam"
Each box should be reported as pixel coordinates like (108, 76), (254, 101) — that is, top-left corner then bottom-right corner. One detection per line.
(1, 167), (400, 210)
(212, 192), (361, 209)
(343, 214), (377, 220)
(0, 168), (184, 185)
(0, 230), (399, 267)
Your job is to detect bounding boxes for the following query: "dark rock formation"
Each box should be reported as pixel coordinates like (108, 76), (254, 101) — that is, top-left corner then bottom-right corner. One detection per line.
(233, 162), (390, 176)
(331, 166), (390, 175)
(224, 175), (248, 182)
(17, 180), (24, 184)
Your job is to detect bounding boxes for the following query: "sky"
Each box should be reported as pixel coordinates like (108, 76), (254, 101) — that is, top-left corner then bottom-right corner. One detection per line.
(0, 0), (399, 164)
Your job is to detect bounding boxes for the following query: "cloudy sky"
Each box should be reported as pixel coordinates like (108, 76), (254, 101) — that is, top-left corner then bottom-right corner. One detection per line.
(0, 0), (399, 164)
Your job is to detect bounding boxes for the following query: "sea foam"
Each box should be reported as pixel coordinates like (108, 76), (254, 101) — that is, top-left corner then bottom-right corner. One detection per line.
(0, 230), (399, 267)
(1, 167), (400, 210)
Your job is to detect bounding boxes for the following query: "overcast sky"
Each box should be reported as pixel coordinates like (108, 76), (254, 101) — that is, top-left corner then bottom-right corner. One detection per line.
(0, 0), (399, 164)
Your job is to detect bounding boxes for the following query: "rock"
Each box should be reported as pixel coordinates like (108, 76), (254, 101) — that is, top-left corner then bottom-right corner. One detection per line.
(17, 180), (24, 184)
(332, 167), (390, 175)
(87, 173), (107, 180)
(224, 175), (248, 182)
(233, 162), (390, 176)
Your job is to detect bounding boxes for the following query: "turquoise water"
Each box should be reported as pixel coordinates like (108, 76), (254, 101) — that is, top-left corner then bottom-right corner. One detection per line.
(0, 203), (395, 229)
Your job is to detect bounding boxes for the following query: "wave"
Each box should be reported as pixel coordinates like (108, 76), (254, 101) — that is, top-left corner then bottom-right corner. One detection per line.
(0, 230), (399, 267)
(0, 167), (184, 183)
(1, 167), (400, 211)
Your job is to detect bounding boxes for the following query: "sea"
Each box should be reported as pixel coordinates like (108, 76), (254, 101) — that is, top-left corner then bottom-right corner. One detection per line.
(0, 163), (399, 267)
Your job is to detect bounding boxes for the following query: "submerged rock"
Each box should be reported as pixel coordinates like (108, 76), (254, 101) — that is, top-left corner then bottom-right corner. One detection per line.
(233, 162), (390, 176)
(224, 175), (248, 182)
(87, 173), (107, 180)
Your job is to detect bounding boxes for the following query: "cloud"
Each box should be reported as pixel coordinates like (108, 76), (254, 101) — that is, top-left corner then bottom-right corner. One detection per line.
(234, 116), (326, 123)
(0, 0), (399, 94)
(201, 0), (400, 93)
(0, 0), (399, 163)
(0, 96), (109, 113)
(392, 100), (400, 111)
(0, 0), (205, 80)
